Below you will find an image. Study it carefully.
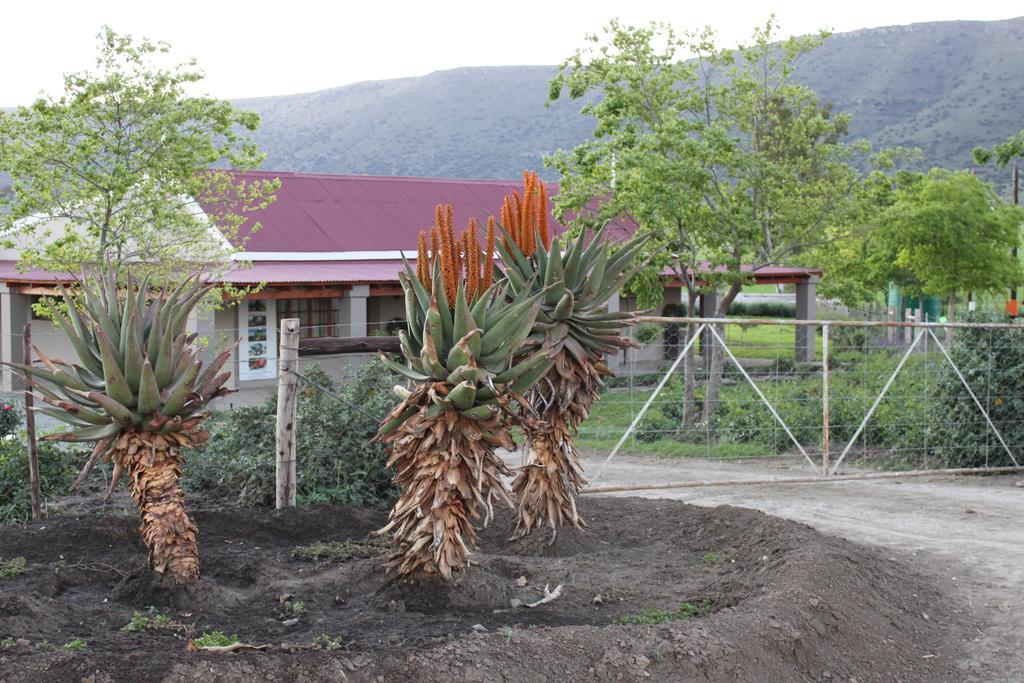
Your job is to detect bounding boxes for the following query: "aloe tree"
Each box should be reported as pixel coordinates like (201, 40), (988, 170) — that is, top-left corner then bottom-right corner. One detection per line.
(376, 205), (553, 580)
(498, 172), (648, 540)
(9, 271), (234, 583)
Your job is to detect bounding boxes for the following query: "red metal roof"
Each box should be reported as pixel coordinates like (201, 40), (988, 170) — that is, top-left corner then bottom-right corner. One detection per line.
(207, 170), (634, 253)
(0, 171), (821, 287)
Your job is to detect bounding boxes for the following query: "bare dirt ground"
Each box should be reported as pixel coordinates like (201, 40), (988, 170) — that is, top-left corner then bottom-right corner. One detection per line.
(0, 481), (969, 682)
(0, 453), (1016, 681)
(579, 452), (1024, 682)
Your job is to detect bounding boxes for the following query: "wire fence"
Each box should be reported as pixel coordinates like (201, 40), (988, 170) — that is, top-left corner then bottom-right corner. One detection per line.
(584, 316), (1024, 488)
(10, 313), (1024, 491)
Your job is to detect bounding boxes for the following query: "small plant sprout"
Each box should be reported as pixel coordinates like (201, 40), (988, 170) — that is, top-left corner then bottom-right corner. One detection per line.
(279, 600), (306, 620)
(291, 538), (387, 570)
(62, 639), (87, 651)
(616, 600), (713, 625)
(192, 631), (239, 648)
(312, 634), (343, 651)
(120, 607), (175, 634)
(702, 552), (721, 565)
(0, 556), (27, 578)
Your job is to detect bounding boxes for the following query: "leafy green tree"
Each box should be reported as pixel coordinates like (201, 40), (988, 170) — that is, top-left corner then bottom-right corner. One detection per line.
(547, 18), (869, 424)
(0, 27), (278, 280)
(880, 168), (1022, 320)
(973, 130), (1024, 167)
(810, 164), (920, 309)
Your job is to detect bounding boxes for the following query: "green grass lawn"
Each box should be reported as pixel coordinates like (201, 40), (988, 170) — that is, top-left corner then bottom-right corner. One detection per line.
(577, 382), (775, 460)
(741, 283), (782, 294)
(579, 343), (918, 461)
(699, 320), (862, 362)
(721, 319), (815, 360)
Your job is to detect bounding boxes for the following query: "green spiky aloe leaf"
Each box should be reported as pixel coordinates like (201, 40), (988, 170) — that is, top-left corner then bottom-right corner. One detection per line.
(5, 270), (238, 453)
(499, 220), (652, 361)
(378, 272), (554, 435)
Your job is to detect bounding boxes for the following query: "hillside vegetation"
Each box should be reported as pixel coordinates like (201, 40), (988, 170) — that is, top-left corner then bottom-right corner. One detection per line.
(3, 18), (1022, 195)
(236, 17), (1024, 193)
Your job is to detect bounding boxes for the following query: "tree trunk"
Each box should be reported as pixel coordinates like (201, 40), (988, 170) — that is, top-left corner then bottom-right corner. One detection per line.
(701, 283), (743, 425)
(682, 288), (699, 430)
(947, 292), (956, 321)
(117, 429), (206, 584)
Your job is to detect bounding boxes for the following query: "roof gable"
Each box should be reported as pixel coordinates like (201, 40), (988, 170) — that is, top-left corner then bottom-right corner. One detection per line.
(210, 170), (623, 254)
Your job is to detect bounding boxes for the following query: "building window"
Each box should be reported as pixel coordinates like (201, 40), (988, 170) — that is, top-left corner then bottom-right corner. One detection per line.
(280, 298), (335, 338)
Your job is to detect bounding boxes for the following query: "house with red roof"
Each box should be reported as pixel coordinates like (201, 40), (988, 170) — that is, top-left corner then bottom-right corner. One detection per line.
(0, 170), (822, 393)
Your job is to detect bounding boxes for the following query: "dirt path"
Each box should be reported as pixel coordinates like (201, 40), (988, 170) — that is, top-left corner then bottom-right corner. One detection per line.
(578, 453), (1024, 682)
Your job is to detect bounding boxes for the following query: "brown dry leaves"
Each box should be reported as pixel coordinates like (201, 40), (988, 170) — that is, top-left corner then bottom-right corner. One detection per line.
(377, 383), (515, 581)
(115, 428), (206, 583)
(510, 352), (611, 539)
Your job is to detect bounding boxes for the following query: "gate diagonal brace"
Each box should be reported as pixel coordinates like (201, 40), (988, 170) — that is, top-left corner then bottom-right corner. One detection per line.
(707, 324), (819, 472)
(926, 328), (1018, 468)
(830, 330), (923, 475)
(593, 323), (706, 481)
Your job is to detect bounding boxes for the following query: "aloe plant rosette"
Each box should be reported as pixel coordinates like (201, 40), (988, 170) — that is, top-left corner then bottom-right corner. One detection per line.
(10, 271), (235, 583)
(376, 206), (553, 580)
(497, 172), (649, 540)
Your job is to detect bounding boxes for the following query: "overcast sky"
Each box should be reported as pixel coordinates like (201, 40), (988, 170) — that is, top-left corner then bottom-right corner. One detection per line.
(2, 0), (1020, 106)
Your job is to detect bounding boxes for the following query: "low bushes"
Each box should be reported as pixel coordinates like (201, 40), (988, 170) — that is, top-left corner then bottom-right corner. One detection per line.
(0, 439), (82, 525)
(929, 313), (1024, 468)
(727, 300), (795, 318)
(628, 353), (932, 461)
(183, 359), (400, 509)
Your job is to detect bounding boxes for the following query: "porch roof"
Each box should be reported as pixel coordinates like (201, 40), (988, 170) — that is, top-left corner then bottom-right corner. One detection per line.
(0, 259), (822, 289)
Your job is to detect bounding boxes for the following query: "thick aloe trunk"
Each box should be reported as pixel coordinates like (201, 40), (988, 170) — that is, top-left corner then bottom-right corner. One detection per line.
(511, 354), (609, 540)
(377, 384), (514, 581)
(118, 429), (205, 583)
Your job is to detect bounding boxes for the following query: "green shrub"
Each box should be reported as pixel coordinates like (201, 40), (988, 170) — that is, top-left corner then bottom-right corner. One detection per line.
(713, 353), (929, 455)
(929, 313), (1024, 468)
(822, 320), (888, 354)
(728, 300), (795, 318)
(0, 439), (81, 525)
(635, 412), (676, 443)
(183, 359), (399, 509)
(633, 322), (661, 345)
(605, 371), (667, 389)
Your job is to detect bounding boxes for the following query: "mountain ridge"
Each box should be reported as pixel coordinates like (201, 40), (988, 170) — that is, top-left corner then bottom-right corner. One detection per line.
(235, 16), (1024, 194)
(2, 17), (1023, 196)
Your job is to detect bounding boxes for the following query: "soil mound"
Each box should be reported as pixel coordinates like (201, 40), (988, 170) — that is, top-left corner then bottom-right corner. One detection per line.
(0, 497), (968, 681)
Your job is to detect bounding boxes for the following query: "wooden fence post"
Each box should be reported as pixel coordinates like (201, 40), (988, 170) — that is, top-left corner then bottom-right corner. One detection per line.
(22, 323), (41, 520)
(275, 318), (300, 509)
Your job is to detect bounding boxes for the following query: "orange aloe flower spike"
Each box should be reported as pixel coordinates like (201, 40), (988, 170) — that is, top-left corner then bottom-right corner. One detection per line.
(416, 230), (431, 291)
(500, 198), (514, 251)
(537, 180), (550, 250)
(482, 216), (496, 292)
